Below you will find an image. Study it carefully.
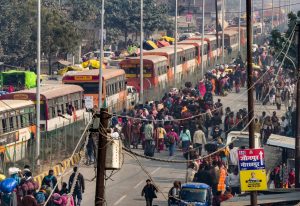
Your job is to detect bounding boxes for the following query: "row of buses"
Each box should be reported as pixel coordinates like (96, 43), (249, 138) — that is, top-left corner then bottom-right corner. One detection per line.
(119, 26), (247, 90)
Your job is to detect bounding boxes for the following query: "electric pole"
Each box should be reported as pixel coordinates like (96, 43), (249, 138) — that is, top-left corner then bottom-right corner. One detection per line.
(98, 0), (105, 109)
(222, 0), (225, 64)
(201, 0), (205, 77)
(36, 0), (41, 168)
(215, 0), (219, 64)
(140, 0), (144, 104)
(238, 0), (241, 53)
(95, 108), (111, 206)
(174, 0), (178, 86)
(295, 20), (300, 188)
(246, 0), (257, 205)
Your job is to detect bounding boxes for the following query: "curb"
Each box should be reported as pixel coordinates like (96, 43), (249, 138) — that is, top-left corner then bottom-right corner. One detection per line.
(34, 153), (83, 186)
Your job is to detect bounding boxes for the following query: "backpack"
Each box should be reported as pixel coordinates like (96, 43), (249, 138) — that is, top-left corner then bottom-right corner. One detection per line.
(35, 191), (46, 204)
(167, 133), (176, 144)
(44, 175), (54, 188)
(168, 187), (175, 199)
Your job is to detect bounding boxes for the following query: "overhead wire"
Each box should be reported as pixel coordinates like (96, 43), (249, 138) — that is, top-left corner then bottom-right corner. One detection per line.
(43, 114), (95, 205)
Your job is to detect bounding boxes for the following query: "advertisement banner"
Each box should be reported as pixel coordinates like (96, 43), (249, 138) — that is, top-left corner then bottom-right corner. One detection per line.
(240, 169), (268, 191)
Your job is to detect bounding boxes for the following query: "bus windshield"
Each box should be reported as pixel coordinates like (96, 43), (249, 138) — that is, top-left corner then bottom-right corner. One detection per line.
(180, 188), (207, 203)
(65, 83), (100, 94)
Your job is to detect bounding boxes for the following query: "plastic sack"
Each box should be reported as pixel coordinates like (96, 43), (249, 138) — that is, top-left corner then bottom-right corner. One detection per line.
(0, 178), (18, 193)
(8, 167), (20, 176)
(0, 174), (6, 181)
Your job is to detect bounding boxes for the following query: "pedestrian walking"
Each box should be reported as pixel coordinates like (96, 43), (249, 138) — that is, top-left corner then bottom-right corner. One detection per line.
(193, 126), (206, 155)
(86, 134), (96, 165)
(166, 129), (179, 156)
(168, 181), (181, 206)
(141, 179), (157, 206)
(68, 167), (85, 206)
(180, 126), (191, 152)
(21, 190), (38, 206)
(41, 170), (58, 192)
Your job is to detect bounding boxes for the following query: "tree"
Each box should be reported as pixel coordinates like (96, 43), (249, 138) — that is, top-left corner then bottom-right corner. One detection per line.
(41, 7), (80, 74)
(0, 0), (81, 72)
(269, 11), (300, 73)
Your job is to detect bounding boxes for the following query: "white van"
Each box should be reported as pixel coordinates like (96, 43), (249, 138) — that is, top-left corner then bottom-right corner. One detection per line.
(226, 131), (261, 149)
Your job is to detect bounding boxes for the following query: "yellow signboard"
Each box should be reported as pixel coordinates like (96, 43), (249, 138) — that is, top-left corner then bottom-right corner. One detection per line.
(240, 169), (267, 191)
(74, 76), (93, 81)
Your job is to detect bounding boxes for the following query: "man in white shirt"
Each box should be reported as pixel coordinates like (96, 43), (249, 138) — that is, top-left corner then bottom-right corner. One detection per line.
(193, 126), (206, 155)
(229, 143), (239, 166)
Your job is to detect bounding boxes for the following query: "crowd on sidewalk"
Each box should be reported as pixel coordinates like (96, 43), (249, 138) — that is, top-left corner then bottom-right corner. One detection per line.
(0, 166), (84, 206)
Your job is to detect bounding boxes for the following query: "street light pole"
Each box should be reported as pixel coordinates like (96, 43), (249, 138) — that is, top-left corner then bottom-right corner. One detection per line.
(201, 0), (205, 78)
(262, 0), (264, 35)
(98, 0), (105, 109)
(174, 0), (178, 87)
(272, 0), (274, 29)
(295, 20), (300, 189)
(238, 0), (241, 53)
(36, 0), (41, 167)
(140, 0), (144, 104)
(222, 0), (225, 64)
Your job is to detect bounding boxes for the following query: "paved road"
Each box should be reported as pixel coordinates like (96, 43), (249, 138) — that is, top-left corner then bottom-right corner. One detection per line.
(63, 87), (284, 205)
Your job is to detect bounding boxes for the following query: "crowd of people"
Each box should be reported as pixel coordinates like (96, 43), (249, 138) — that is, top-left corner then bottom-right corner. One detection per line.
(110, 43), (297, 205)
(0, 166), (84, 206)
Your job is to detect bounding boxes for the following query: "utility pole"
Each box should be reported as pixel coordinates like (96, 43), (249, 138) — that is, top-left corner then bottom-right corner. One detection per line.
(222, 0), (225, 64)
(262, 0), (264, 35)
(36, 0), (41, 168)
(238, 0), (241, 53)
(98, 0), (105, 109)
(252, 0), (254, 43)
(215, 0), (219, 64)
(295, 20), (300, 188)
(279, 0), (281, 26)
(174, 0), (178, 86)
(246, 0), (257, 205)
(140, 0), (144, 104)
(272, 0), (274, 29)
(95, 108), (111, 206)
(201, 0), (205, 78)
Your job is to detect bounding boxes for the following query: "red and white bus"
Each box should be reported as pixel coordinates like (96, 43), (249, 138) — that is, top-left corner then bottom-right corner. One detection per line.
(62, 69), (128, 112)
(0, 84), (86, 131)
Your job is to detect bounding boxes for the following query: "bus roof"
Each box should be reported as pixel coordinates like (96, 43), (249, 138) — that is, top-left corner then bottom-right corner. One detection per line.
(178, 39), (207, 46)
(124, 55), (167, 63)
(0, 84), (83, 101)
(0, 100), (34, 112)
(63, 69), (125, 80)
(144, 45), (183, 55)
(224, 29), (238, 36)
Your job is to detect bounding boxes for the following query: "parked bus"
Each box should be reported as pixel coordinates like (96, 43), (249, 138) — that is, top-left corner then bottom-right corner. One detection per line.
(119, 56), (168, 90)
(0, 84), (85, 131)
(0, 70), (37, 92)
(62, 69), (130, 112)
(0, 100), (36, 166)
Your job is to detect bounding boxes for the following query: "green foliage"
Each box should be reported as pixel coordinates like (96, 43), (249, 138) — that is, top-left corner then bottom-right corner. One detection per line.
(0, 0), (80, 69)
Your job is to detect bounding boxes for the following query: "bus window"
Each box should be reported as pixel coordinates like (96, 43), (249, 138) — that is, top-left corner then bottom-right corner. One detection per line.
(9, 117), (14, 131)
(2, 119), (7, 133)
(16, 116), (19, 129)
